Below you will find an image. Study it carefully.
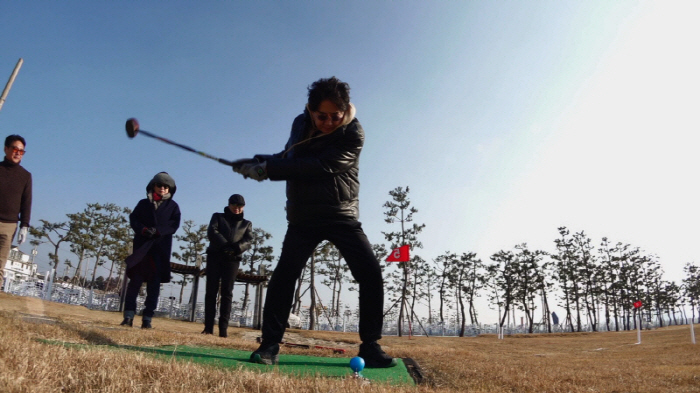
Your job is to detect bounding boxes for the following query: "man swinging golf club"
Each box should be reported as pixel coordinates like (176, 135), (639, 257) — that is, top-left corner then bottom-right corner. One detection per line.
(232, 77), (397, 368)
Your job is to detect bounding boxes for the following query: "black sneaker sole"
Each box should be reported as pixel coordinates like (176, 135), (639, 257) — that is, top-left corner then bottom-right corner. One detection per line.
(364, 357), (398, 368)
(250, 353), (279, 365)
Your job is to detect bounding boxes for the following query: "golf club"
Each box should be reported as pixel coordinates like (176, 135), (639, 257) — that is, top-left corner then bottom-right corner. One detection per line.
(125, 118), (254, 169)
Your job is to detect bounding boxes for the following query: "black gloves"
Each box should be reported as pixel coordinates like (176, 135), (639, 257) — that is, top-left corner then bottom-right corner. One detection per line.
(222, 243), (241, 261)
(142, 227), (159, 238)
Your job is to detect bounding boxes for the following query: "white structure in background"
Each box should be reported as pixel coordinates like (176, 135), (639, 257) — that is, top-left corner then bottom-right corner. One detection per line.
(288, 313), (302, 329)
(2, 246), (37, 290)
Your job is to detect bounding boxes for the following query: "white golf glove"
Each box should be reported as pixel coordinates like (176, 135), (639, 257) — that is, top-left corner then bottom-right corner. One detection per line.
(240, 161), (268, 181)
(17, 226), (28, 245)
(230, 158), (258, 174)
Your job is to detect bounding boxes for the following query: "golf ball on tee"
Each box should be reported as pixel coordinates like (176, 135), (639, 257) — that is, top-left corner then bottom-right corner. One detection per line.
(350, 356), (365, 372)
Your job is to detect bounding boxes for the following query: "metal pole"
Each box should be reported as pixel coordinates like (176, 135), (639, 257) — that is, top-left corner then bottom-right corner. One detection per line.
(0, 58), (23, 113)
(190, 272), (200, 322)
(252, 265), (266, 330)
(119, 269), (128, 312)
(119, 243), (133, 313)
(253, 282), (262, 329)
(44, 269), (55, 300)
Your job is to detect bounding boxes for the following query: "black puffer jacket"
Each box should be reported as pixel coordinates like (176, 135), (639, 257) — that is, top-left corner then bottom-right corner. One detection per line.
(256, 110), (363, 226)
(207, 207), (253, 261)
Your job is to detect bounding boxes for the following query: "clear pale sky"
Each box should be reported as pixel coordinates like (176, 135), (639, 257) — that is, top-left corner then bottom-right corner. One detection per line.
(2, 1), (698, 324)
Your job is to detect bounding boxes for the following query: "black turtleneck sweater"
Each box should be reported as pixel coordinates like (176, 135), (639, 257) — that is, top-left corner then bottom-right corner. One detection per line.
(0, 158), (32, 227)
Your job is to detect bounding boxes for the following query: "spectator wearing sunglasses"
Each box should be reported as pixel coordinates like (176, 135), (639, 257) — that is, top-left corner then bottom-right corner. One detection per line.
(202, 193), (253, 338)
(233, 77), (396, 368)
(0, 134), (32, 290)
(121, 172), (181, 329)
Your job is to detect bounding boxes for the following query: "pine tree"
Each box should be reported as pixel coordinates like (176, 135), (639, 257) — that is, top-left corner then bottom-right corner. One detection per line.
(488, 249), (517, 331)
(239, 227), (274, 319)
(382, 186), (425, 336)
(172, 220), (208, 304)
(433, 252), (458, 334)
(29, 220), (75, 282)
(682, 263), (700, 323)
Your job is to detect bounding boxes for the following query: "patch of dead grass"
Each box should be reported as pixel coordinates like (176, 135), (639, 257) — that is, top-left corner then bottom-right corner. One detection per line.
(1, 292), (699, 392)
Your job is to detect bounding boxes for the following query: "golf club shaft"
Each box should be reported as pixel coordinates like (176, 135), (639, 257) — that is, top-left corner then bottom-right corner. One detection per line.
(137, 129), (234, 166)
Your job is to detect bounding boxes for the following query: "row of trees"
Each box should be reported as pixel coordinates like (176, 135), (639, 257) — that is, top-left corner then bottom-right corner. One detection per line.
(29, 203), (132, 292)
(379, 187), (700, 336)
(27, 189), (700, 336)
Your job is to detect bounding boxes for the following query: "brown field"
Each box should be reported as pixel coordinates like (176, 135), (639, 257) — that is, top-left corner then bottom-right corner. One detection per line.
(1, 292), (698, 392)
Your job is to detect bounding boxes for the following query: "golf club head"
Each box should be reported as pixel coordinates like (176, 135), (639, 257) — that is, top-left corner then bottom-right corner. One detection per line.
(125, 118), (140, 138)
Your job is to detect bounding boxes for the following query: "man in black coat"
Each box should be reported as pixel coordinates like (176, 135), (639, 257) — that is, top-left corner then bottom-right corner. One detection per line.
(122, 172), (181, 329)
(233, 77), (396, 368)
(202, 193), (253, 338)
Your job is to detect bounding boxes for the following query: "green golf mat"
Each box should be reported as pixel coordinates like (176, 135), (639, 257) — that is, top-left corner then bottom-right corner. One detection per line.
(41, 340), (415, 386)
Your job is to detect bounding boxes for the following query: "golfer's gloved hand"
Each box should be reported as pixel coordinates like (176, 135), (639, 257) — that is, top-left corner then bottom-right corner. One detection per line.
(230, 158), (258, 174)
(240, 161), (268, 181)
(17, 226), (28, 245)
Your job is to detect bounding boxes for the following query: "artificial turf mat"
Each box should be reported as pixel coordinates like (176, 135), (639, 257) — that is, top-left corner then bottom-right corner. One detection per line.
(42, 340), (415, 386)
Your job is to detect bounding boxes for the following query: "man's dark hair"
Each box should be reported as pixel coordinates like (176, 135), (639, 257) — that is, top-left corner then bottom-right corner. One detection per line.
(5, 134), (26, 148)
(307, 77), (351, 112)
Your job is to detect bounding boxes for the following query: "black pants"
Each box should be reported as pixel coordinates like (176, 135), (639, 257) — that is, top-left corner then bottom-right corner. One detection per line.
(124, 255), (161, 318)
(261, 221), (384, 344)
(204, 255), (240, 330)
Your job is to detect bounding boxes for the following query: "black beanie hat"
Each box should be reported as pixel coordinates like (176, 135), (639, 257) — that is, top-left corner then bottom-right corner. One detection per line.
(228, 194), (245, 206)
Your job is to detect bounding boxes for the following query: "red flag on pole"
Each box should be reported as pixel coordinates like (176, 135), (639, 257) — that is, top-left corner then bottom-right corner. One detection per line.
(386, 245), (410, 262)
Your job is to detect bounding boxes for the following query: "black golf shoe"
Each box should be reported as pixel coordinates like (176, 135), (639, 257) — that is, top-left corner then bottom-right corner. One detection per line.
(358, 341), (398, 368)
(141, 320), (153, 329)
(250, 340), (279, 365)
(120, 317), (133, 327)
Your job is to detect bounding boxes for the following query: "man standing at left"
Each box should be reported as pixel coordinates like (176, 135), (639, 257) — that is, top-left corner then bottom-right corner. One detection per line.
(0, 134), (32, 288)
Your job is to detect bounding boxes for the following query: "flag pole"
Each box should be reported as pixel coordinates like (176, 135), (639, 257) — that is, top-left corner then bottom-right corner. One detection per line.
(636, 309), (642, 344)
(632, 300), (643, 344)
(0, 58), (24, 113)
(691, 320), (696, 345)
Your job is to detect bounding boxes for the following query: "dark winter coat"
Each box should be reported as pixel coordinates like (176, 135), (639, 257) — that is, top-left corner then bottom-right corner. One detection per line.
(255, 109), (363, 226)
(206, 207), (253, 263)
(125, 176), (181, 283)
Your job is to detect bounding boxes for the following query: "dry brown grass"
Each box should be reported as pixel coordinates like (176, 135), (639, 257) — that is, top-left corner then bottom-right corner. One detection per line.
(1, 292), (698, 392)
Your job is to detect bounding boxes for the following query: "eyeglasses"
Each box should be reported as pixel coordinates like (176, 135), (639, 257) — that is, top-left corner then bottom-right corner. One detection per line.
(154, 183), (170, 188)
(314, 111), (344, 123)
(11, 147), (26, 155)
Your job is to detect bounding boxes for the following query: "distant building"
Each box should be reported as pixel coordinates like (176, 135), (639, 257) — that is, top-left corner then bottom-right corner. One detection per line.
(2, 247), (37, 290)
